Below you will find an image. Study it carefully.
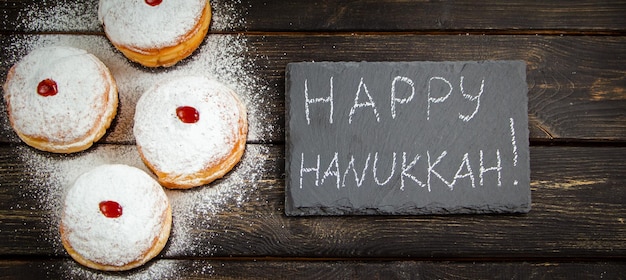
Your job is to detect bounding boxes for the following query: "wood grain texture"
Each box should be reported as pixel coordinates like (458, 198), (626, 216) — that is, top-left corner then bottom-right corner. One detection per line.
(1, 0), (625, 33)
(1, 34), (625, 143)
(1, 259), (625, 279)
(252, 34), (626, 142)
(243, 1), (626, 33)
(0, 0), (624, 277)
(0, 144), (624, 259)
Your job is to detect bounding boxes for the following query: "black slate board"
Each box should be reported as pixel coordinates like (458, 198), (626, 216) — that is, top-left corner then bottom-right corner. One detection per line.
(285, 61), (530, 216)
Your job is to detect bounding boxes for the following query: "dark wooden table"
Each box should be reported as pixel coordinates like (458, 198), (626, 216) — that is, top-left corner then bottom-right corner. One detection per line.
(1, 0), (625, 279)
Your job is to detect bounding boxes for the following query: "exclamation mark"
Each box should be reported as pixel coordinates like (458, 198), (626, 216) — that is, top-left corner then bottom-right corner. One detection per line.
(509, 117), (519, 186)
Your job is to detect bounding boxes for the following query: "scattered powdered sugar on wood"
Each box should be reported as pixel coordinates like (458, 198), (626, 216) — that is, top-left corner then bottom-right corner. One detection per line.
(55, 259), (214, 279)
(17, 143), (269, 274)
(14, 0), (100, 32)
(15, 145), (148, 254)
(166, 145), (269, 256)
(5, 3), (274, 274)
(210, 0), (247, 31)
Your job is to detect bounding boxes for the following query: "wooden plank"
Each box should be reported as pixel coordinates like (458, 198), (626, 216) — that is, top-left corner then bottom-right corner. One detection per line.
(0, 144), (624, 259)
(251, 34), (626, 142)
(1, 34), (625, 143)
(0, 0), (623, 278)
(1, 0), (625, 33)
(244, 1), (626, 33)
(1, 259), (625, 279)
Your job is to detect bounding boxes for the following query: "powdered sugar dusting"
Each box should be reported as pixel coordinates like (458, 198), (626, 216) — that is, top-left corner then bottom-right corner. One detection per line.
(15, 145), (148, 253)
(210, 0), (247, 31)
(57, 259), (213, 279)
(4, 46), (116, 150)
(4, 0), (272, 276)
(134, 76), (243, 175)
(17, 143), (269, 273)
(2, 33), (273, 143)
(6, 32), (272, 276)
(166, 145), (268, 256)
(14, 0), (100, 32)
(62, 164), (169, 267)
(98, 0), (207, 50)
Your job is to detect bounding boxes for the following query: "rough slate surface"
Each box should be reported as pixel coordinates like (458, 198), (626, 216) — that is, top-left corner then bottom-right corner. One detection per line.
(285, 61), (530, 216)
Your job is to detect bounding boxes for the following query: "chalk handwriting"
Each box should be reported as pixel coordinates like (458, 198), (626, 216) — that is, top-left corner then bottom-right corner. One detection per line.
(509, 117), (519, 186)
(320, 152), (340, 189)
(304, 77), (334, 125)
(391, 76), (415, 119)
(509, 117), (518, 167)
(299, 152), (320, 188)
(290, 61), (529, 215)
(480, 149), (502, 187)
(434, 152), (476, 191)
(400, 152), (424, 191)
(299, 148), (504, 192)
(304, 75), (485, 124)
(427, 150), (448, 192)
(341, 154), (371, 188)
(349, 77), (381, 124)
(427, 77), (453, 121)
(458, 76), (484, 122)
(373, 152), (396, 186)
(298, 70), (515, 192)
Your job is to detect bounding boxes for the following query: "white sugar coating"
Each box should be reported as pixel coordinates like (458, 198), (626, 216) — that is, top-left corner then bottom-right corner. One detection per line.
(61, 164), (169, 267)
(98, 0), (207, 50)
(11, 0), (244, 33)
(2, 34), (273, 143)
(5, 1), (273, 275)
(134, 76), (244, 174)
(3, 46), (114, 146)
(15, 144), (270, 258)
(14, 145), (150, 255)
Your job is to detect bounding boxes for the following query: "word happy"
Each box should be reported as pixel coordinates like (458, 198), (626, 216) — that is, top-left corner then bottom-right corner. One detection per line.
(304, 75), (485, 125)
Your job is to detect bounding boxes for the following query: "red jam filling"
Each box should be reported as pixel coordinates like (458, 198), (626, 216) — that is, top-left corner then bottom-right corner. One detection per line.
(37, 79), (58, 97)
(99, 201), (123, 218)
(176, 106), (200, 123)
(145, 0), (162, 6)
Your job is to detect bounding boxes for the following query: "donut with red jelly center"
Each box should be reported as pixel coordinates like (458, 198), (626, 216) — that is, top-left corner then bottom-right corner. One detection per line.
(60, 164), (171, 271)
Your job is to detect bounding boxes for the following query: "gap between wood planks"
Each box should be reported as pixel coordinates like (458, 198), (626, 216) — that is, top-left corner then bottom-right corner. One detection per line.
(2, 29), (626, 37)
(2, 255), (625, 263)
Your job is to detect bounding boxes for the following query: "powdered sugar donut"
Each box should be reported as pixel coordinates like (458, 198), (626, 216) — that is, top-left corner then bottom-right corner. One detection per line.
(134, 76), (247, 189)
(60, 164), (172, 271)
(3, 46), (118, 153)
(98, 0), (211, 67)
